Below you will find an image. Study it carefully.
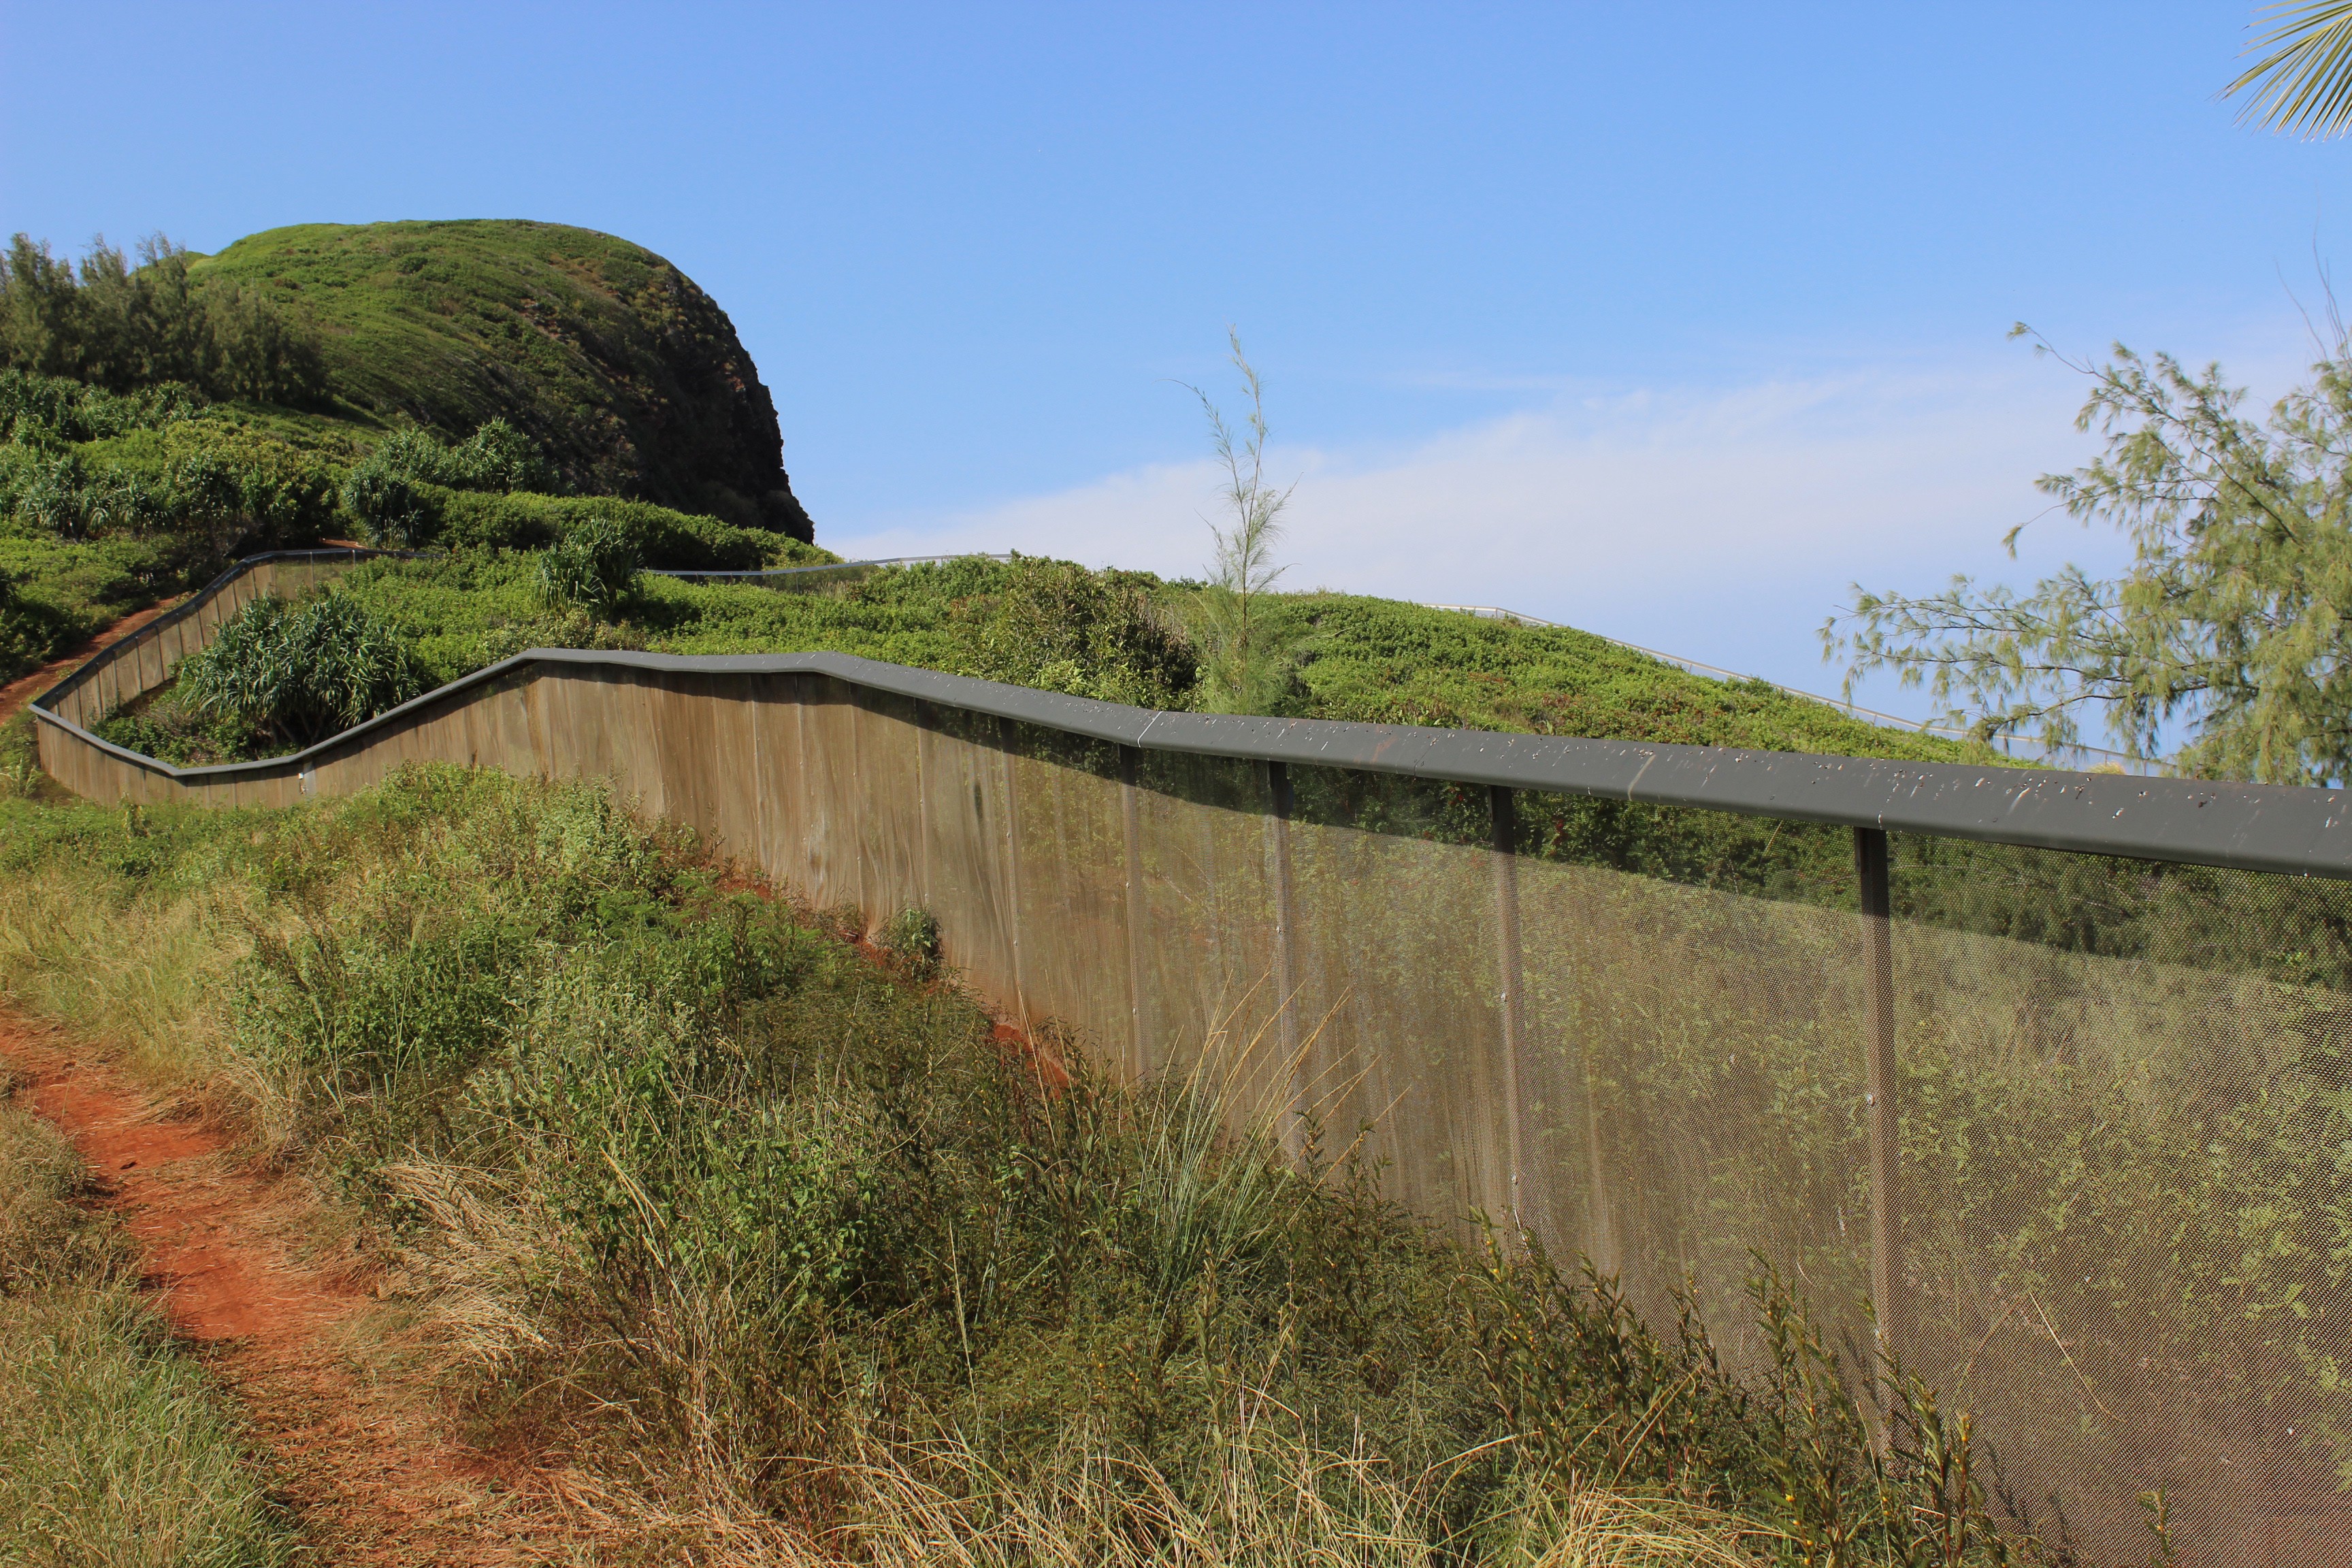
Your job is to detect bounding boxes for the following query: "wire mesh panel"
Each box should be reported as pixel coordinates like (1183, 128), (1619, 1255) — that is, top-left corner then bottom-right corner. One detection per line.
(794, 675), (866, 915)
(843, 686), (929, 928)
(1124, 750), (1285, 1118)
(1508, 801), (1875, 1370)
(1883, 841), (2352, 1565)
(1281, 768), (1518, 1227)
(1000, 722), (1137, 1063)
(915, 703), (1025, 1023)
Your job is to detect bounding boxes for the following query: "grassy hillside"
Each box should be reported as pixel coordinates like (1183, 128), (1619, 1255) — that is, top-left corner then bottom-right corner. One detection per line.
(1264, 593), (1980, 762)
(197, 222), (813, 538)
(332, 553), (1992, 764)
(0, 220), (829, 686)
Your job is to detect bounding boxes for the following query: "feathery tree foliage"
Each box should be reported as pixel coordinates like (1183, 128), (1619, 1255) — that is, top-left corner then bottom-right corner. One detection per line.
(0, 235), (325, 406)
(1183, 331), (1305, 714)
(1827, 334), (2352, 785)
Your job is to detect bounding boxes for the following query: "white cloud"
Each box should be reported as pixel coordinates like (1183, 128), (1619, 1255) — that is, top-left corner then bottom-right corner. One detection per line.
(823, 347), (2296, 721)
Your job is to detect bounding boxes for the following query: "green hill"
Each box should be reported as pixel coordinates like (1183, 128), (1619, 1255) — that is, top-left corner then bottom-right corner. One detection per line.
(197, 221), (813, 539)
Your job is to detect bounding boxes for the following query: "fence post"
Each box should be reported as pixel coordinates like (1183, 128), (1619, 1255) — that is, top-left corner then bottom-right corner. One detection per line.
(1266, 760), (1304, 1161)
(1853, 825), (1904, 1446)
(1120, 745), (1150, 1082)
(913, 698), (934, 911)
(1490, 785), (1529, 1228)
(998, 716), (1030, 1024)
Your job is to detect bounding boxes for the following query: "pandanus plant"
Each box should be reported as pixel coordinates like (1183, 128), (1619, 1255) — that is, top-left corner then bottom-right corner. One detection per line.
(177, 592), (431, 751)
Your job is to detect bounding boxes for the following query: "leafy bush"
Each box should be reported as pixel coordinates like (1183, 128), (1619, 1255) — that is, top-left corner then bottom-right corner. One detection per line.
(958, 557), (1197, 706)
(533, 516), (641, 615)
(174, 592), (431, 751)
(877, 907), (943, 978)
(361, 419), (552, 495)
(338, 463), (431, 547)
(431, 487), (798, 569)
(0, 368), (203, 444)
(2, 412), (341, 555)
(0, 534), (193, 684)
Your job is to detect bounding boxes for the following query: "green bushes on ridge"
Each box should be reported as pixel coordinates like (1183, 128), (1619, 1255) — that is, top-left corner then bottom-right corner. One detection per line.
(310, 551), (1192, 706)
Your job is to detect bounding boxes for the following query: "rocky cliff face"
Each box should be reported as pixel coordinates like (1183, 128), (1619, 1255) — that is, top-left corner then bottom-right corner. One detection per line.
(202, 220), (813, 539)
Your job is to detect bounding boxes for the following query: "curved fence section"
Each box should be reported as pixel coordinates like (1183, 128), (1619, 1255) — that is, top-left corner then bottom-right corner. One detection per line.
(27, 556), (2352, 1565)
(35, 549), (412, 732)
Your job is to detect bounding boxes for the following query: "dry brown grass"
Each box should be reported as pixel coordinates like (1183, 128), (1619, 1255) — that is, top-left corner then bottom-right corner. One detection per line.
(487, 1422), (1772, 1568)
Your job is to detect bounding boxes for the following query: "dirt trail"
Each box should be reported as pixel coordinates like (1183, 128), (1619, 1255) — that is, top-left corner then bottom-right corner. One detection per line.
(0, 597), (188, 728)
(0, 1022), (595, 1566)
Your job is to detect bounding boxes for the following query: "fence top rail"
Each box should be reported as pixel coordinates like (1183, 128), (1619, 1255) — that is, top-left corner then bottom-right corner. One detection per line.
(34, 640), (2352, 880)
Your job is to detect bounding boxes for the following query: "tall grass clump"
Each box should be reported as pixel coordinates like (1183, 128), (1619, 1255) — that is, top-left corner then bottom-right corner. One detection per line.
(0, 1069), (294, 1567)
(0, 766), (2102, 1563)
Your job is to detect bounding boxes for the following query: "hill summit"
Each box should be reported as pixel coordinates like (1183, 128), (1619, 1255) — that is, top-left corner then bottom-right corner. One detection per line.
(198, 220), (813, 540)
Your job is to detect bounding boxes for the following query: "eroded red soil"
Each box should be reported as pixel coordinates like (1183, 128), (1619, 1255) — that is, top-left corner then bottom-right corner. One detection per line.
(0, 597), (189, 729)
(0, 1022), (597, 1565)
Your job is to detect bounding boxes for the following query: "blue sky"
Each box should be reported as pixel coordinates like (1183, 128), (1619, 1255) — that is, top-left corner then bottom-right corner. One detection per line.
(1, 2), (2340, 725)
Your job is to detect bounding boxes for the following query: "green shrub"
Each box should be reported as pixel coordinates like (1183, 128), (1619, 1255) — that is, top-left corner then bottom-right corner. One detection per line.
(362, 419), (552, 495)
(0, 368), (203, 444)
(175, 592), (431, 751)
(534, 516), (641, 616)
(431, 487), (788, 570)
(877, 907), (943, 978)
(338, 463), (431, 547)
(957, 557), (1198, 706)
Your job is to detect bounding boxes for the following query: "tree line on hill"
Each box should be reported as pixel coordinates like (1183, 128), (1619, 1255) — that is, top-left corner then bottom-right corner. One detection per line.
(0, 233), (325, 407)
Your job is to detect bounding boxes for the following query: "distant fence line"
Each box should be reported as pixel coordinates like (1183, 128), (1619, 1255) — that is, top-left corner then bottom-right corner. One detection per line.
(27, 549), (2352, 1565)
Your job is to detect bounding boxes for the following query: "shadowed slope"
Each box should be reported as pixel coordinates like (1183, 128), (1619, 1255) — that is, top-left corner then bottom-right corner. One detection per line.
(198, 220), (813, 540)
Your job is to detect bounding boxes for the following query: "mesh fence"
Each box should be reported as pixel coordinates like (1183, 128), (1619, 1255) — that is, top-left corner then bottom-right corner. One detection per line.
(787, 693), (2352, 1565)
(35, 637), (2352, 1562)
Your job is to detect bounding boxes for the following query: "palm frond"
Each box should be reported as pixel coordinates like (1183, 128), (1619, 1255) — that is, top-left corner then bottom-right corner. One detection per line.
(2225, 1), (2352, 139)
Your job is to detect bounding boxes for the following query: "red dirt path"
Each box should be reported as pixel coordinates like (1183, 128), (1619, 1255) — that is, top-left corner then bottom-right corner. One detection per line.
(0, 1022), (594, 1565)
(0, 596), (187, 728)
